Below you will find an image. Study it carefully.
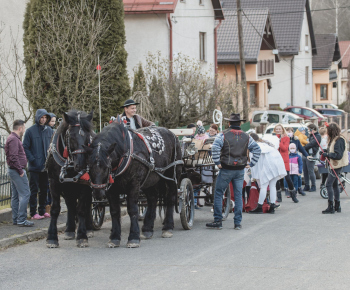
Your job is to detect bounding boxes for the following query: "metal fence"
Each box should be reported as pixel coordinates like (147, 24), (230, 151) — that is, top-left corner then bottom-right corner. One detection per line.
(0, 135), (11, 206)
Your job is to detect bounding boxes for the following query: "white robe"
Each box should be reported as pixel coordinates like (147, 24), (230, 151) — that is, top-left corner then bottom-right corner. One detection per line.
(250, 142), (287, 186)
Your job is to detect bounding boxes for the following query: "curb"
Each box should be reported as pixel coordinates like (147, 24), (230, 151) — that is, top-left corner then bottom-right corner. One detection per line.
(0, 208), (127, 250)
(0, 208), (12, 223)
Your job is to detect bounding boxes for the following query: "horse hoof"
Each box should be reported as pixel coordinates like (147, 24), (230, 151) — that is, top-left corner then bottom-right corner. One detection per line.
(64, 232), (75, 240)
(46, 240), (59, 248)
(162, 230), (173, 238)
(107, 240), (120, 248)
(140, 232), (153, 240)
(87, 231), (94, 238)
(126, 240), (140, 248)
(76, 239), (89, 248)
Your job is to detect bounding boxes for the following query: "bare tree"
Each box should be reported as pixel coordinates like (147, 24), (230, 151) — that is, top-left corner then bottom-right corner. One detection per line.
(133, 52), (241, 128)
(0, 23), (32, 134)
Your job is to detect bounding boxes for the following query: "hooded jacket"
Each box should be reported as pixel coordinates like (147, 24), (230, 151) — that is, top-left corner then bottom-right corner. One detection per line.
(289, 152), (303, 175)
(23, 109), (53, 172)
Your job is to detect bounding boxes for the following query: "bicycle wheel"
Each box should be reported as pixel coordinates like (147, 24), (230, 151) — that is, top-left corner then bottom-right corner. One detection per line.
(320, 187), (328, 199)
(222, 185), (232, 221)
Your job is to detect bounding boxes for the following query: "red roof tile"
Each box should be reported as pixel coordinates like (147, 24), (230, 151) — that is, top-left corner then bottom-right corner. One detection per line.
(123, 0), (178, 14)
(339, 41), (350, 69)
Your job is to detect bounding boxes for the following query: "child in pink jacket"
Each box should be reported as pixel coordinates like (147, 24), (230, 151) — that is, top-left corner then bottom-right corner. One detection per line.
(289, 143), (303, 192)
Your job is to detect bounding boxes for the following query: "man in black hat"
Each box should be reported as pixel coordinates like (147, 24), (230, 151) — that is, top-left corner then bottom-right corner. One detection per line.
(206, 113), (261, 230)
(120, 99), (154, 129)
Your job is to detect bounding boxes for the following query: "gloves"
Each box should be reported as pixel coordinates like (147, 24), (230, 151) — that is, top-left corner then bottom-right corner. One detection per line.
(321, 152), (329, 158)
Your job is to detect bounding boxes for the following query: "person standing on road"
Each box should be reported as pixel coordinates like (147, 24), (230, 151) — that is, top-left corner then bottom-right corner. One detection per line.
(319, 127), (329, 188)
(23, 109), (53, 220)
(273, 124), (299, 203)
(288, 143), (303, 195)
(5, 120), (34, 227)
(206, 113), (261, 230)
(303, 124), (322, 192)
(321, 123), (348, 214)
(285, 127), (308, 196)
(248, 133), (286, 214)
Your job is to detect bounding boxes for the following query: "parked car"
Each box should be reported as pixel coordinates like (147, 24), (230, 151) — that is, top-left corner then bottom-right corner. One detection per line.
(263, 123), (310, 137)
(284, 106), (325, 122)
(250, 110), (301, 128)
(313, 103), (338, 109)
(314, 108), (345, 117)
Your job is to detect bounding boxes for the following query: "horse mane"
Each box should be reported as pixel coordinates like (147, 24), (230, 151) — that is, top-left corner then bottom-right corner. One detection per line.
(89, 123), (128, 168)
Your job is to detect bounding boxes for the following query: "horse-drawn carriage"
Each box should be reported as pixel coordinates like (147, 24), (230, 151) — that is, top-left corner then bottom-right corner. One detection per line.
(90, 128), (229, 232)
(46, 111), (227, 248)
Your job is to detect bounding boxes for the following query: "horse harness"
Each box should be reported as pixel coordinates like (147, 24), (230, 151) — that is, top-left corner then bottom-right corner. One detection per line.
(90, 127), (183, 191)
(48, 111), (92, 184)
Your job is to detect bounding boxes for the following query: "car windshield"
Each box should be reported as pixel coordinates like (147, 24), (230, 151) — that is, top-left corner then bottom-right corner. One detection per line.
(253, 113), (279, 123)
(313, 105), (322, 109)
(302, 108), (317, 117)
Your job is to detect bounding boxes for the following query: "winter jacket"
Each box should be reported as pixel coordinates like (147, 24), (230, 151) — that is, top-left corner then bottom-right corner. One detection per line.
(304, 131), (322, 157)
(277, 135), (290, 171)
(324, 136), (348, 169)
(289, 152), (303, 175)
(294, 130), (308, 146)
(290, 136), (308, 157)
(23, 109), (53, 172)
(5, 132), (27, 175)
(120, 113), (154, 129)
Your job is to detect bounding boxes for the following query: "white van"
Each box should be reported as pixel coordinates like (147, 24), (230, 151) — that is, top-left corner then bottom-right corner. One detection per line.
(251, 110), (301, 128)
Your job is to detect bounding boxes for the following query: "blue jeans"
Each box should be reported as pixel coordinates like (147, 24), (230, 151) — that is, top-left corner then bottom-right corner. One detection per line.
(214, 168), (244, 225)
(8, 168), (31, 224)
(290, 175), (299, 190)
(284, 174), (302, 189)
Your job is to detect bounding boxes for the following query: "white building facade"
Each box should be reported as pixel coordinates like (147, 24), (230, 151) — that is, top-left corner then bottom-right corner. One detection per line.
(123, 0), (224, 81)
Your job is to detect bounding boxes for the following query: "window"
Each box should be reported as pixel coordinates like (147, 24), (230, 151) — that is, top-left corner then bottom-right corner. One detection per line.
(305, 35), (309, 46)
(320, 84), (328, 100)
(199, 32), (206, 61)
(302, 108), (316, 117)
(258, 60), (274, 76)
(305, 66), (309, 84)
(291, 107), (302, 115)
(249, 84), (257, 106)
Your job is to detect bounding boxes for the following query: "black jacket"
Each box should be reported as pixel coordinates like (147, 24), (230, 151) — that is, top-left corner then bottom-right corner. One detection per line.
(326, 138), (346, 160)
(304, 131), (321, 157)
(290, 137), (308, 157)
(23, 109), (53, 172)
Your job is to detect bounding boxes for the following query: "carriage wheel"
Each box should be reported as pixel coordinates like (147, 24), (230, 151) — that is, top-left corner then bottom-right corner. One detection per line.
(138, 202), (148, 221)
(320, 187), (328, 199)
(222, 185), (232, 221)
(91, 200), (105, 230)
(180, 178), (195, 230)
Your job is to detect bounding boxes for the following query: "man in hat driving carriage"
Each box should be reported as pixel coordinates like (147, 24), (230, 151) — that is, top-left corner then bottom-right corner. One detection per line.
(120, 99), (154, 129)
(206, 113), (261, 230)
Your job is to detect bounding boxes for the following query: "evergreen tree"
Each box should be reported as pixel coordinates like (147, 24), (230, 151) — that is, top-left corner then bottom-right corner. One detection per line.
(23, 0), (130, 127)
(132, 63), (147, 95)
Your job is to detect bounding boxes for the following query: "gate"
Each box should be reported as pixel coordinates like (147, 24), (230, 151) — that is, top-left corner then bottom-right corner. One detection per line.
(0, 136), (11, 207)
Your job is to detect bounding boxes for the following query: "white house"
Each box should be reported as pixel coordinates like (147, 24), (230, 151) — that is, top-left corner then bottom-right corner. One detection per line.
(123, 0), (224, 80)
(220, 0), (317, 110)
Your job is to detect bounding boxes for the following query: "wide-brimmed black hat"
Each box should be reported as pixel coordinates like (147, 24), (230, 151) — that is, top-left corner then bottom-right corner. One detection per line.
(224, 113), (246, 122)
(120, 99), (140, 108)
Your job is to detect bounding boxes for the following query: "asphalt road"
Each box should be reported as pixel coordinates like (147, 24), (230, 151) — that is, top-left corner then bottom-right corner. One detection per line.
(1, 180), (350, 290)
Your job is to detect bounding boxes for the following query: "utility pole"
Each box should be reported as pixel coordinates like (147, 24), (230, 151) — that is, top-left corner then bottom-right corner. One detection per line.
(237, 0), (249, 121)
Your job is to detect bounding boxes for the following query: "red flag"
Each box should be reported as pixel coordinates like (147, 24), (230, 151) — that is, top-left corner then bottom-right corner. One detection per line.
(96, 64), (101, 71)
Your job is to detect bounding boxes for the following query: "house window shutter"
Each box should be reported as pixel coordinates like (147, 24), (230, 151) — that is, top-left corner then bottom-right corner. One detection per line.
(271, 60), (274, 74)
(258, 61), (261, 76)
(262, 60), (266, 75)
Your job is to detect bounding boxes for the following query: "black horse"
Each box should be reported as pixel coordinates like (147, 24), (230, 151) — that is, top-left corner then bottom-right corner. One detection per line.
(84, 122), (183, 248)
(46, 110), (95, 248)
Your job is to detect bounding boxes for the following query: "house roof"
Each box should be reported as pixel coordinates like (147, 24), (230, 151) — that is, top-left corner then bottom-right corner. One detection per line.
(217, 9), (278, 64)
(220, 0), (317, 56)
(123, 0), (178, 14)
(339, 41), (350, 69)
(123, 0), (224, 20)
(313, 34), (341, 70)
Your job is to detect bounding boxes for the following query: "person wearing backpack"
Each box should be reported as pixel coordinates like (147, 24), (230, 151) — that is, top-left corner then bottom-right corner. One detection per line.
(206, 113), (261, 230)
